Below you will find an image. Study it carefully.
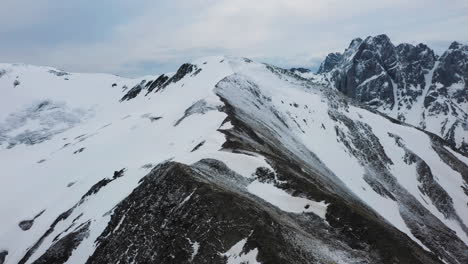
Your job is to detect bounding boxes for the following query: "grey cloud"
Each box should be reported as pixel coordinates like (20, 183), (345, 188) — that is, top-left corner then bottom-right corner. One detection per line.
(1, 0), (467, 76)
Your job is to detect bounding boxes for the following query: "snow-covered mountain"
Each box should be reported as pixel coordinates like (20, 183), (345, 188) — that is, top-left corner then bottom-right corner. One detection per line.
(308, 35), (468, 154)
(0, 57), (467, 264)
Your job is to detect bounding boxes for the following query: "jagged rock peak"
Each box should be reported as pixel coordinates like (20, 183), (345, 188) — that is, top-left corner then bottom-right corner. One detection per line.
(396, 43), (437, 64)
(317, 52), (343, 74)
(448, 41), (466, 50)
(313, 34), (468, 154)
(364, 34), (392, 45)
(348, 37), (363, 50)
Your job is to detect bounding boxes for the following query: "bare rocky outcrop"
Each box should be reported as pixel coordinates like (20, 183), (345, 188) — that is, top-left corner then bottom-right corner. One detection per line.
(314, 35), (468, 154)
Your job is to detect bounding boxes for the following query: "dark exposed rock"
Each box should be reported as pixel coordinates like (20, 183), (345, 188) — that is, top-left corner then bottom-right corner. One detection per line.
(332, 112), (394, 168)
(52, 213), (84, 243)
(433, 42), (468, 88)
(159, 63), (199, 92)
(396, 43), (437, 105)
(149, 116), (162, 122)
(333, 34), (399, 109)
(79, 178), (113, 203)
(425, 42), (468, 129)
(146, 74), (170, 94)
(48, 70), (70, 77)
(19, 210), (47, 231)
(74, 134), (86, 140)
(120, 80), (146, 102)
(190, 140), (205, 152)
(192, 68), (202, 76)
(363, 173), (396, 201)
(289, 67), (311, 73)
(73, 147), (85, 154)
(113, 168), (125, 179)
(332, 113), (398, 201)
(32, 222), (90, 264)
(36, 101), (50, 110)
(317, 52), (343, 74)
(19, 220), (34, 231)
(79, 169), (125, 203)
(174, 99), (220, 126)
(0, 250), (7, 264)
(254, 167), (276, 184)
(416, 160), (457, 218)
(87, 162), (304, 264)
(34, 210), (46, 219)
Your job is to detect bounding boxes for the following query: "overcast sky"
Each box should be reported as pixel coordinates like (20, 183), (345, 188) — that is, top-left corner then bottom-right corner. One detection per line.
(2, 0), (467, 77)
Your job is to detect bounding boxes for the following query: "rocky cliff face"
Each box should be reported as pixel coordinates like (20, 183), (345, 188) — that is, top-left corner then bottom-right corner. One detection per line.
(313, 35), (468, 154)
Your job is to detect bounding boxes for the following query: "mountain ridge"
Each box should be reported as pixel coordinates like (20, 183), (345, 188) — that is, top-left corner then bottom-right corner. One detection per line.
(0, 55), (467, 263)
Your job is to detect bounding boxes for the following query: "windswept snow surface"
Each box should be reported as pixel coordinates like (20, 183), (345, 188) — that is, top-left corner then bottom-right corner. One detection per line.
(0, 57), (467, 263)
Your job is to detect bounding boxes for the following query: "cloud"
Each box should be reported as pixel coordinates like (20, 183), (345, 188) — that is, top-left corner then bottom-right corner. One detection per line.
(0, 0), (54, 33)
(2, 0), (468, 76)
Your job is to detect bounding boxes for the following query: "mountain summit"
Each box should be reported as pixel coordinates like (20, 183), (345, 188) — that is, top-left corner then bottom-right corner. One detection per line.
(310, 34), (468, 154)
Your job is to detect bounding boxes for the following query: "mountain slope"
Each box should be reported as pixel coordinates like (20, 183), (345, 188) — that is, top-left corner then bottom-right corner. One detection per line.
(311, 35), (468, 154)
(0, 57), (467, 264)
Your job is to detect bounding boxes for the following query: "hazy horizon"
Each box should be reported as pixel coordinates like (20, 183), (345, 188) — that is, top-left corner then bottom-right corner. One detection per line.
(2, 0), (467, 77)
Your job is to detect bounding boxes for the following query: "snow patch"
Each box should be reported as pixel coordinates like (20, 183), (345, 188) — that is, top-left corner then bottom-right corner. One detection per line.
(188, 239), (200, 262)
(221, 236), (260, 264)
(247, 180), (328, 218)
